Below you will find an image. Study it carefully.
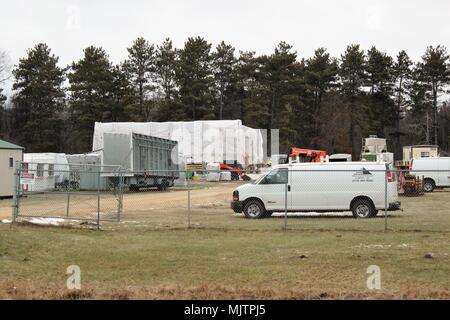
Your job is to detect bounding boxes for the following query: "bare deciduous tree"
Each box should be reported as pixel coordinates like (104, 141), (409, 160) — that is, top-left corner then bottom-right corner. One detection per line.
(0, 49), (12, 84)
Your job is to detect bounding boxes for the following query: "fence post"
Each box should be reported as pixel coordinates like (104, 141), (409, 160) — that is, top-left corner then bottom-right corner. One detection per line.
(66, 183), (71, 217)
(384, 168), (388, 232)
(118, 168), (123, 222)
(97, 170), (101, 230)
(187, 171), (191, 229)
(12, 161), (20, 223)
(284, 182), (288, 231)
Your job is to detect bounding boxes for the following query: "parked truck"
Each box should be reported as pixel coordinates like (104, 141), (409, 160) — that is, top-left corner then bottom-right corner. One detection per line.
(101, 132), (179, 191)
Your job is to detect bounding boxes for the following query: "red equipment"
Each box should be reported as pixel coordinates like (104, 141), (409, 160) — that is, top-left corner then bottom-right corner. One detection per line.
(219, 163), (251, 181)
(288, 148), (327, 163)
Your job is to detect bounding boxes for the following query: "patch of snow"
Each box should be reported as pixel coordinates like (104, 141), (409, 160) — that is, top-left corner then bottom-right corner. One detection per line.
(27, 217), (65, 226)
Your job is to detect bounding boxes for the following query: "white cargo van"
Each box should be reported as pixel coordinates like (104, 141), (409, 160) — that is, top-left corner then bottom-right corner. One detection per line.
(411, 157), (450, 192)
(231, 162), (401, 219)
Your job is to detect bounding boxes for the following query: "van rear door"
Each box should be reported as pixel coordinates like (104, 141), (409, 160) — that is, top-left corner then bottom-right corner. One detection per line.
(438, 159), (450, 186)
(386, 163), (399, 203)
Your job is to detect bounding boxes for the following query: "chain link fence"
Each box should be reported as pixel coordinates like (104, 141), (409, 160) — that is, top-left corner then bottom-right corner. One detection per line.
(12, 162), (123, 229)
(9, 162), (450, 233)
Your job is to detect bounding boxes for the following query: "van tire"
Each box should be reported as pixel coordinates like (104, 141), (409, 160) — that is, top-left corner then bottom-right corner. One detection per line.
(351, 199), (376, 219)
(243, 200), (266, 219)
(423, 179), (435, 192)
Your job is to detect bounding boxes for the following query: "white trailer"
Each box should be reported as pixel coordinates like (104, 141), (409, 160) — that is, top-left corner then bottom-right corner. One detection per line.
(23, 153), (70, 192)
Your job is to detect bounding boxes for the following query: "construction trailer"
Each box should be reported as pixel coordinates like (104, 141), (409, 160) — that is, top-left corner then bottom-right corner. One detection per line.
(0, 140), (24, 198)
(400, 145), (440, 166)
(23, 153), (70, 192)
(101, 132), (179, 191)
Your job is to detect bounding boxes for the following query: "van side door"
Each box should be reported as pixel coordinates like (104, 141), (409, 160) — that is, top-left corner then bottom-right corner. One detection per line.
(289, 168), (329, 210)
(259, 168), (289, 211)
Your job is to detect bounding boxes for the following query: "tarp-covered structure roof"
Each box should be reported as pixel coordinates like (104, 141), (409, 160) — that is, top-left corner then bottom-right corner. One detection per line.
(93, 120), (264, 166)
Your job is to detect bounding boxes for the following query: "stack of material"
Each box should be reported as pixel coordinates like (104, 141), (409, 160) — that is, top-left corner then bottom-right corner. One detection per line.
(206, 162), (220, 171)
(206, 163), (220, 182)
(220, 171), (232, 181)
(206, 172), (221, 182)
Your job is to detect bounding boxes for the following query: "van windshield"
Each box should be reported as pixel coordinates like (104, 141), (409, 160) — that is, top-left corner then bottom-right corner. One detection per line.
(255, 168), (288, 184)
(254, 173), (266, 184)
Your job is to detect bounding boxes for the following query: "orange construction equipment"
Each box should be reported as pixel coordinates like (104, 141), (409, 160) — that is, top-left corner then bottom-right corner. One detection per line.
(219, 162), (251, 181)
(287, 147), (327, 163)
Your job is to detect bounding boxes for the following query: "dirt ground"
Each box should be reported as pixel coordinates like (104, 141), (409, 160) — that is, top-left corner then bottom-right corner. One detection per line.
(0, 182), (239, 220)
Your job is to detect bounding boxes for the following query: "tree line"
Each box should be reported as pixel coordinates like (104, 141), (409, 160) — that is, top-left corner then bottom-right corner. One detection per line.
(0, 38), (449, 159)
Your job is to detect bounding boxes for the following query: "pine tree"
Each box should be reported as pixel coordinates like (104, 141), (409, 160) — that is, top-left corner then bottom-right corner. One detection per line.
(177, 37), (214, 120)
(124, 37), (156, 121)
(234, 51), (260, 123)
(305, 48), (338, 142)
(212, 41), (236, 120)
(11, 43), (65, 151)
(391, 50), (413, 158)
(416, 45), (450, 144)
(393, 51), (412, 124)
(365, 46), (395, 138)
(68, 46), (115, 153)
(154, 38), (185, 121)
(155, 38), (177, 101)
(111, 64), (134, 122)
(255, 42), (303, 153)
(339, 44), (367, 157)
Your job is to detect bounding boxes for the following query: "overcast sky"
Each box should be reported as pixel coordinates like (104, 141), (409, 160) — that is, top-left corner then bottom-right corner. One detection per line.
(1, 0), (449, 94)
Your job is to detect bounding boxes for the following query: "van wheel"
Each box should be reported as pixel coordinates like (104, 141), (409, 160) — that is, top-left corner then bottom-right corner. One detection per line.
(243, 200), (266, 219)
(351, 199), (375, 219)
(423, 179), (435, 192)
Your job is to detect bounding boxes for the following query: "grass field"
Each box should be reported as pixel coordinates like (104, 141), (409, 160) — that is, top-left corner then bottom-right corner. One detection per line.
(0, 185), (449, 299)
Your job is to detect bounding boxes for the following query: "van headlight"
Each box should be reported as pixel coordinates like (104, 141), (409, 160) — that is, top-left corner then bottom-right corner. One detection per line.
(233, 190), (239, 201)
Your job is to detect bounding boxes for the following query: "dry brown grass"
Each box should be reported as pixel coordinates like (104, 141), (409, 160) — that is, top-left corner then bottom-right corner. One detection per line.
(1, 281), (449, 300)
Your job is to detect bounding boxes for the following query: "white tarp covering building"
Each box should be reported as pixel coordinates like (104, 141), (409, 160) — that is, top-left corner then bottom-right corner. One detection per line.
(93, 120), (264, 167)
